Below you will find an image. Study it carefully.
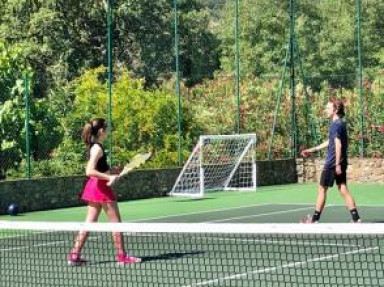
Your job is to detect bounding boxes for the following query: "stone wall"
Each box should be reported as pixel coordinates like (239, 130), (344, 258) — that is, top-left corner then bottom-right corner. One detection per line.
(296, 158), (384, 183)
(1, 158), (380, 215)
(0, 168), (181, 215)
(0, 159), (298, 215)
(256, 159), (297, 186)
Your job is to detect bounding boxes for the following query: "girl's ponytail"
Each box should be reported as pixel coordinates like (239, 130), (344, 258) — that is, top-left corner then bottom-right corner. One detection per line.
(82, 118), (107, 149)
(82, 122), (93, 148)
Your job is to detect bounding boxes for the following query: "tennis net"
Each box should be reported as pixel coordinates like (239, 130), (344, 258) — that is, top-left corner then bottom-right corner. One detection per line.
(1, 221), (383, 286)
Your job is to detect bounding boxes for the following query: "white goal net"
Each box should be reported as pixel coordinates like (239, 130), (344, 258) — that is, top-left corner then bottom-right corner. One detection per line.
(170, 134), (257, 197)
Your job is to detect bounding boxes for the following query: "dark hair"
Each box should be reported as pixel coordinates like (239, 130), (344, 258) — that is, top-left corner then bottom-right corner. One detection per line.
(330, 98), (345, 118)
(82, 118), (107, 147)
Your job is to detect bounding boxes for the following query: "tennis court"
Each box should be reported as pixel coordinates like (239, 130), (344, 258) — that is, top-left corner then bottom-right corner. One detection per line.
(1, 182), (383, 223)
(1, 182), (384, 286)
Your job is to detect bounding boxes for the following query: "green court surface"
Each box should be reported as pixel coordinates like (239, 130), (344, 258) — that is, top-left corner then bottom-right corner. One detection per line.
(1, 182), (384, 286)
(2, 227), (383, 287)
(1, 182), (383, 223)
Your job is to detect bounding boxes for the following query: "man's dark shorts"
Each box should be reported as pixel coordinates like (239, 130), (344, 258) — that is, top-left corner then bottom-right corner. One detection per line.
(320, 166), (347, 187)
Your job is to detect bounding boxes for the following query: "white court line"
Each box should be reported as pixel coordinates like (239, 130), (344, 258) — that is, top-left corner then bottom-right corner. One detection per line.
(0, 230), (50, 240)
(182, 246), (379, 287)
(1, 241), (66, 251)
(121, 232), (359, 248)
(206, 206), (314, 223)
(0, 203), (357, 252)
(205, 236), (360, 248)
(291, 203), (384, 208)
(0, 203), (302, 253)
(0, 236), (99, 252)
(132, 203), (275, 222)
(177, 234), (359, 248)
(1, 232), (356, 254)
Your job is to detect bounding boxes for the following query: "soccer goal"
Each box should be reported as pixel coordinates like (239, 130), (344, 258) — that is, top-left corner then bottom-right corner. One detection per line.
(170, 134), (257, 198)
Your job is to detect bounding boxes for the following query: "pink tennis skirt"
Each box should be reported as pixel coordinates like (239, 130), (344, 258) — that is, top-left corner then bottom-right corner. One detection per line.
(81, 177), (116, 203)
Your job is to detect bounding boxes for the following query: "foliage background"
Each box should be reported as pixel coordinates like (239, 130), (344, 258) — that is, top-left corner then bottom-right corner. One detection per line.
(0, 0), (383, 179)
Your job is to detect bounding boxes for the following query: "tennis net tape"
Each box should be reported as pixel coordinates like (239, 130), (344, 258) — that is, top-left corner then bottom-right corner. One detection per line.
(1, 221), (384, 286)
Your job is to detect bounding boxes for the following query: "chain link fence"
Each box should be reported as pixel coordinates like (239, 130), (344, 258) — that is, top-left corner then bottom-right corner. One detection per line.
(0, 0), (383, 180)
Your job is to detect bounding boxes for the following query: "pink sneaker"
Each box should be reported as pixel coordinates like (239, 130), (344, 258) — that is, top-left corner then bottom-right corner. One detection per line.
(117, 253), (141, 265)
(67, 252), (86, 266)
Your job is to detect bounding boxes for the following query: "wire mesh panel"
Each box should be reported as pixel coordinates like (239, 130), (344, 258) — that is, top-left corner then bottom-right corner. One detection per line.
(0, 0), (382, 180)
(294, 0), (359, 155)
(360, 0), (384, 157)
(0, 72), (24, 180)
(293, 0), (383, 157)
(1, 221), (384, 286)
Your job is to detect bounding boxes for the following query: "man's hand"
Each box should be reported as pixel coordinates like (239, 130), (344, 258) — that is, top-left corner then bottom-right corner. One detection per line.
(301, 149), (313, 157)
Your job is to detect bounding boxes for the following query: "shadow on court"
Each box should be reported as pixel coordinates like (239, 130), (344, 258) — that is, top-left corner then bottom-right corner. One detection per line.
(140, 250), (205, 262)
(86, 251), (205, 266)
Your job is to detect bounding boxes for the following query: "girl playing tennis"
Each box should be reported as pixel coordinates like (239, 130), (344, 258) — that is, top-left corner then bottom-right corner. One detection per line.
(67, 118), (141, 265)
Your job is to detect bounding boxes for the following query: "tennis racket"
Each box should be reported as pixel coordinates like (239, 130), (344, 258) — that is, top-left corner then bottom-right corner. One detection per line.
(107, 152), (152, 186)
(119, 152), (152, 177)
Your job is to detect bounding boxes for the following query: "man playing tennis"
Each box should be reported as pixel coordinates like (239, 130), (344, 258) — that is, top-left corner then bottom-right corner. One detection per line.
(301, 99), (361, 223)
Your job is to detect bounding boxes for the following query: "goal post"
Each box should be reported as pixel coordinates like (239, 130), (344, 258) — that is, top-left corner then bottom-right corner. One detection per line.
(170, 134), (257, 198)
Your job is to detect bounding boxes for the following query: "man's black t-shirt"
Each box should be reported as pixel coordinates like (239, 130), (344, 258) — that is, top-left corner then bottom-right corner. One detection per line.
(324, 118), (348, 169)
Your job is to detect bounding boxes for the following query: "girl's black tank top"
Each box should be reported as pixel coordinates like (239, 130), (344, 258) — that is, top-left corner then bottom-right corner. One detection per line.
(89, 143), (109, 172)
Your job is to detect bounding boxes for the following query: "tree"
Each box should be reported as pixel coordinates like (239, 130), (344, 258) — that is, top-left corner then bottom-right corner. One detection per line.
(219, 0), (288, 77)
(67, 66), (202, 166)
(116, 0), (220, 87)
(0, 40), (25, 178)
(0, 40), (63, 178)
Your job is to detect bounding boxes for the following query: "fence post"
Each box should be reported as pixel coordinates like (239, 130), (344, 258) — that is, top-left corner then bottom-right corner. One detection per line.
(289, 0), (298, 158)
(355, 0), (365, 157)
(174, 0), (182, 165)
(234, 0), (240, 134)
(106, 0), (113, 166)
(24, 73), (31, 179)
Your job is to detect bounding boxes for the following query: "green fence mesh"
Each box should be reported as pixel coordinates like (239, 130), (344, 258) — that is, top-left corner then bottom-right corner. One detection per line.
(0, 0), (382, 179)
